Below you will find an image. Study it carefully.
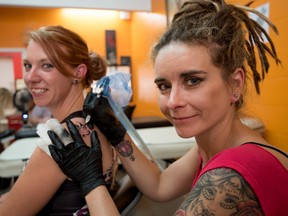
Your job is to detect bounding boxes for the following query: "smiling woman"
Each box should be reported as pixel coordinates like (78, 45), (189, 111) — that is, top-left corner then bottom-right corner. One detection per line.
(0, 25), (119, 216)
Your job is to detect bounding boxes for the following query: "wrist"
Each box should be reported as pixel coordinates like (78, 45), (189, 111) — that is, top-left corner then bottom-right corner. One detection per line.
(80, 175), (106, 197)
(109, 125), (126, 146)
(85, 185), (108, 198)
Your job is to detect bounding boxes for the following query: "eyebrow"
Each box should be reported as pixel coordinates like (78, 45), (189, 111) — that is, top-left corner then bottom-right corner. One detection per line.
(154, 70), (207, 83)
(23, 58), (50, 63)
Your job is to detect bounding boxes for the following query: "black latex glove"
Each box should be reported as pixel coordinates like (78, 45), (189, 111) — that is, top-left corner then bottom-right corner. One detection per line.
(48, 119), (105, 197)
(83, 91), (126, 146)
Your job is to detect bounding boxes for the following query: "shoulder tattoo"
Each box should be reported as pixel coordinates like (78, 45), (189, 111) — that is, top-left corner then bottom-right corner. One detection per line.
(175, 168), (264, 216)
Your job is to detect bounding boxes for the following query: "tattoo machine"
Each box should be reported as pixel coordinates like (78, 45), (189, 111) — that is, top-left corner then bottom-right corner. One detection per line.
(87, 73), (164, 170)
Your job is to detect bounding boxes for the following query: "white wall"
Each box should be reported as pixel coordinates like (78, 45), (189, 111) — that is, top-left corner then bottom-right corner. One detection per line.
(0, 57), (15, 92)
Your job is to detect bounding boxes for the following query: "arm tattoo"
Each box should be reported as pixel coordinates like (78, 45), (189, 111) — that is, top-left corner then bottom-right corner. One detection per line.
(75, 122), (91, 138)
(114, 139), (135, 161)
(175, 168), (263, 216)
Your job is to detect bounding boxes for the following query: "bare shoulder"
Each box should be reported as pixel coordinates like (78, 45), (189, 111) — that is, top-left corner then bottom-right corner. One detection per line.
(175, 168), (264, 216)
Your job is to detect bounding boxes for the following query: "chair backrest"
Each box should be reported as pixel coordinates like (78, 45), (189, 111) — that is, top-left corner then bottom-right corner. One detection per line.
(122, 104), (136, 121)
(112, 173), (142, 215)
(0, 128), (15, 153)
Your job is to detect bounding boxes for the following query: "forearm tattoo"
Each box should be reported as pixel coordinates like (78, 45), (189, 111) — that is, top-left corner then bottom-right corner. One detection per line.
(114, 139), (135, 161)
(175, 168), (263, 216)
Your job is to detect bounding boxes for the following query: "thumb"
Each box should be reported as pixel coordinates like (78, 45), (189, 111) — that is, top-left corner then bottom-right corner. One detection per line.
(84, 91), (93, 105)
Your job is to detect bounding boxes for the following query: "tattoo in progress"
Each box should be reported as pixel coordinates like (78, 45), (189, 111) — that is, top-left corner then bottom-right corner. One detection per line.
(115, 139), (135, 161)
(175, 168), (263, 216)
(75, 122), (91, 138)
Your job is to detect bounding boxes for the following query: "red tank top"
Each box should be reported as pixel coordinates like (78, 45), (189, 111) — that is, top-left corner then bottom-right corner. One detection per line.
(193, 143), (288, 216)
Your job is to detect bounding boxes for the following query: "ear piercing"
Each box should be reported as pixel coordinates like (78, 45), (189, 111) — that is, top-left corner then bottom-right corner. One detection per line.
(230, 93), (239, 106)
(72, 79), (78, 84)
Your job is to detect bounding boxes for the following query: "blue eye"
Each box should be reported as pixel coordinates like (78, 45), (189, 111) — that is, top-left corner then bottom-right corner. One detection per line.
(186, 77), (202, 86)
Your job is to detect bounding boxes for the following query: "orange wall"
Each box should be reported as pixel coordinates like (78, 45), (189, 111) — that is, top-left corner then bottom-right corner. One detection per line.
(0, 7), (131, 64)
(0, 0), (287, 151)
(232, 0), (288, 151)
(0, 3), (167, 118)
(130, 0), (167, 118)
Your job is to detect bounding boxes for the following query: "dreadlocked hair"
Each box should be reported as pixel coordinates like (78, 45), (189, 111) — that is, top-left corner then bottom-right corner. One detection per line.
(151, 0), (281, 98)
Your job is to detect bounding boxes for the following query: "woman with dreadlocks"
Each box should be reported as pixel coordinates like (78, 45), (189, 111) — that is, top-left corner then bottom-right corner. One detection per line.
(47, 0), (288, 215)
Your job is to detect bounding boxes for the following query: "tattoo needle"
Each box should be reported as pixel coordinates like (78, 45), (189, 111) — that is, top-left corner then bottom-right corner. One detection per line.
(85, 85), (104, 124)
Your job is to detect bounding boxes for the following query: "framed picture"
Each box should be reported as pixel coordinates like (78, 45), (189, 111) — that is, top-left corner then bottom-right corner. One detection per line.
(105, 30), (117, 65)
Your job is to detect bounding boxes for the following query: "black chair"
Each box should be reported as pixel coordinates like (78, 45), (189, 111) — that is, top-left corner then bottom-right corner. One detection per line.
(122, 104), (136, 121)
(0, 128), (15, 153)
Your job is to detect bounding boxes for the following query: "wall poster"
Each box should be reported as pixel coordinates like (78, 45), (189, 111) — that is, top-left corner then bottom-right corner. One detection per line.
(105, 30), (117, 65)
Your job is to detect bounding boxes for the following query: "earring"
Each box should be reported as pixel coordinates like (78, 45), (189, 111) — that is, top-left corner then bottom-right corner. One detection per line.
(230, 93), (239, 106)
(72, 79), (78, 84)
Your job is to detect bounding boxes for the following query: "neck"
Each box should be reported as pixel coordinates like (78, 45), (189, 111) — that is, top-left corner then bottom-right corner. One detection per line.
(195, 116), (245, 165)
(50, 91), (85, 123)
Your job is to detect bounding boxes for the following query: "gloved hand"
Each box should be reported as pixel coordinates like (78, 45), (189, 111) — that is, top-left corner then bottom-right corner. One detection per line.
(83, 90), (126, 146)
(48, 119), (105, 197)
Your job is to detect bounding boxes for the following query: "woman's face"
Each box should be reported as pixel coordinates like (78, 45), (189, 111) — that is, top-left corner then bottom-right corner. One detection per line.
(154, 43), (234, 138)
(23, 40), (73, 111)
